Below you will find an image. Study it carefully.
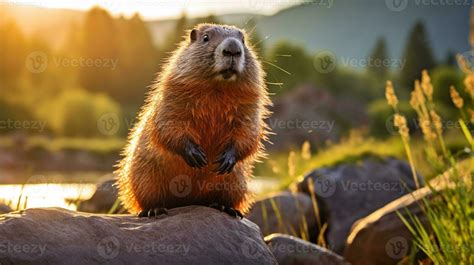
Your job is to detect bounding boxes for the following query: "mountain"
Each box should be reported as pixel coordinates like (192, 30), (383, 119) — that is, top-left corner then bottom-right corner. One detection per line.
(255, 0), (471, 61)
(147, 1), (471, 63)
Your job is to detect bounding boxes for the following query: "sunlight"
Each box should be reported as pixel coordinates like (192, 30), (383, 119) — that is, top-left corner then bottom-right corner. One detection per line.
(0, 184), (96, 211)
(4, 0), (298, 19)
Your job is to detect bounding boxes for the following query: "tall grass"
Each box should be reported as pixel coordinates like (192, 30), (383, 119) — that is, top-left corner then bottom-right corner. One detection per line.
(386, 69), (473, 264)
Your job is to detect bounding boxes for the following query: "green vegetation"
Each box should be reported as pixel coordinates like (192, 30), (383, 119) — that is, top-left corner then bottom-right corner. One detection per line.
(387, 70), (473, 264)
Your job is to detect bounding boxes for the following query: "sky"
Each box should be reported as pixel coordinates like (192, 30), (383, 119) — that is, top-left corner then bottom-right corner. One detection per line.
(5, 0), (299, 20)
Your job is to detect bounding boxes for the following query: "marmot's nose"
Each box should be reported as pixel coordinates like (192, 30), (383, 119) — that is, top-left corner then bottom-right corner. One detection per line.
(222, 39), (242, 57)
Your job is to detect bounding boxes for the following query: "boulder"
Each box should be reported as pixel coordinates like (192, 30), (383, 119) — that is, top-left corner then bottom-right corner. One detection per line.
(344, 169), (463, 265)
(0, 207), (277, 264)
(248, 192), (317, 238)
(265, 234), (349, 265)
(77, 179), (121, 214)
(295, 157), (424, 254)
(343, 187), (430, 265)
(0, 203), (12, 214)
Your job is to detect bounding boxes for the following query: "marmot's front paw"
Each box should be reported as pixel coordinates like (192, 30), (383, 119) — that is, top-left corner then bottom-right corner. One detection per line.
(214, 145), (237, 175)
(180, 140), (208, 168)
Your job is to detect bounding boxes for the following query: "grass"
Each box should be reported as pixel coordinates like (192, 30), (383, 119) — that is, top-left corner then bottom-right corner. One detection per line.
(388, 70), (473, 264)
(0, 135), (126, 155)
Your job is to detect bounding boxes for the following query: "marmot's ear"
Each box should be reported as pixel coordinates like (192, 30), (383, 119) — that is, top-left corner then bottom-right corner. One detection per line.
(190, 29), (198, 43)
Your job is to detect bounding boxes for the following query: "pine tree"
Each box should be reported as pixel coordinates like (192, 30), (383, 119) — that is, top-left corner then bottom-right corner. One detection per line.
(399, 21), (436, 89)
(78, 7), (120, 95)
(367, 37), (388, 78)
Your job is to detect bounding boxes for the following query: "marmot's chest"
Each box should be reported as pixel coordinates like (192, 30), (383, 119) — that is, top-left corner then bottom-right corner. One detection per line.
(189, 99), (238, 148)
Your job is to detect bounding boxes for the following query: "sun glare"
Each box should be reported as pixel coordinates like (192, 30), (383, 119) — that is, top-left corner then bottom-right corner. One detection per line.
(5, 0), (297, 20)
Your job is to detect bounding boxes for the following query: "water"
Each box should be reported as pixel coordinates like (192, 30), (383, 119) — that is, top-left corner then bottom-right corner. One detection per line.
(0, 174), (279, 211)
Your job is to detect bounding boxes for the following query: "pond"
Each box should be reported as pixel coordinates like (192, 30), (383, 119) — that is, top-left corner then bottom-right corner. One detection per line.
(0, 171), (280, 211)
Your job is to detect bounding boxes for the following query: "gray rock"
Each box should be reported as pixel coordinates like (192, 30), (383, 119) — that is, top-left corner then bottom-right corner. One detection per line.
(0, 203), (12, 214)
(265, 234), (349, 265)
(77, 179), (120, 213)
(0, 207), (277, 265)
(248, 192), (317, 238)
(344, 172), (458, 265)
(295, 157), (424, 254)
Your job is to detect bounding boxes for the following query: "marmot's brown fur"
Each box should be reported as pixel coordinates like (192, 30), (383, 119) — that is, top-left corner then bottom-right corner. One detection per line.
(115, 24), (271, 217)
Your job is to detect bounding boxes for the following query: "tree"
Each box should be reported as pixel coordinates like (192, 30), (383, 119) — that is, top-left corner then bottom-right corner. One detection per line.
(0, 18), (27, 83)
(79, 7), (120, 95)
(367, 37), (388, 78)
(265, 41), (313, 95)
(114, 13), (158, 105)
(399, 21), (436, 89)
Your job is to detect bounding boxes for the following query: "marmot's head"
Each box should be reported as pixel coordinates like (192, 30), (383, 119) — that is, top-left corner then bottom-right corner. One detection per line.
(171, 24), (261, 84)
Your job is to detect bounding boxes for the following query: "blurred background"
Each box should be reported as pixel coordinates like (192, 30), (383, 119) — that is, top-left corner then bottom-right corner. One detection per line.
(0, 0), (472, 210)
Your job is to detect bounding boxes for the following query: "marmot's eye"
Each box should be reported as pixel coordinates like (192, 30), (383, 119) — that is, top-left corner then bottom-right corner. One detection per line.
(242, 36), (245, 44)
(203, 34), (210, 42)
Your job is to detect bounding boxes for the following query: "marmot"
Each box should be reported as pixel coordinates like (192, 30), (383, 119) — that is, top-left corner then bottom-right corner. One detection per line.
(115, 24), (271, 218)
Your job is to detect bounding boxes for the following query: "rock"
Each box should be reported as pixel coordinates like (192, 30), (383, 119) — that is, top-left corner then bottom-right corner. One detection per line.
(295, 157), (424, 254)
(265, 234), (349, 265)
(344, 170), (462, 265)
(77, 179), (120, 213)
(343, 188), (430, 265)
(0, 203), (12, 214)
(267, 85), (367, 151)
(0, 207), (277, 265)
(248, 192), (317, 238)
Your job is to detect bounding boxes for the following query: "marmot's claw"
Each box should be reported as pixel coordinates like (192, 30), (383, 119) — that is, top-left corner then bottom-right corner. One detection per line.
(137, 208), (168, 218)
(209, 203), (243, 219)
(214, 145), (237, 175)
(182, 141), (208, 168)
